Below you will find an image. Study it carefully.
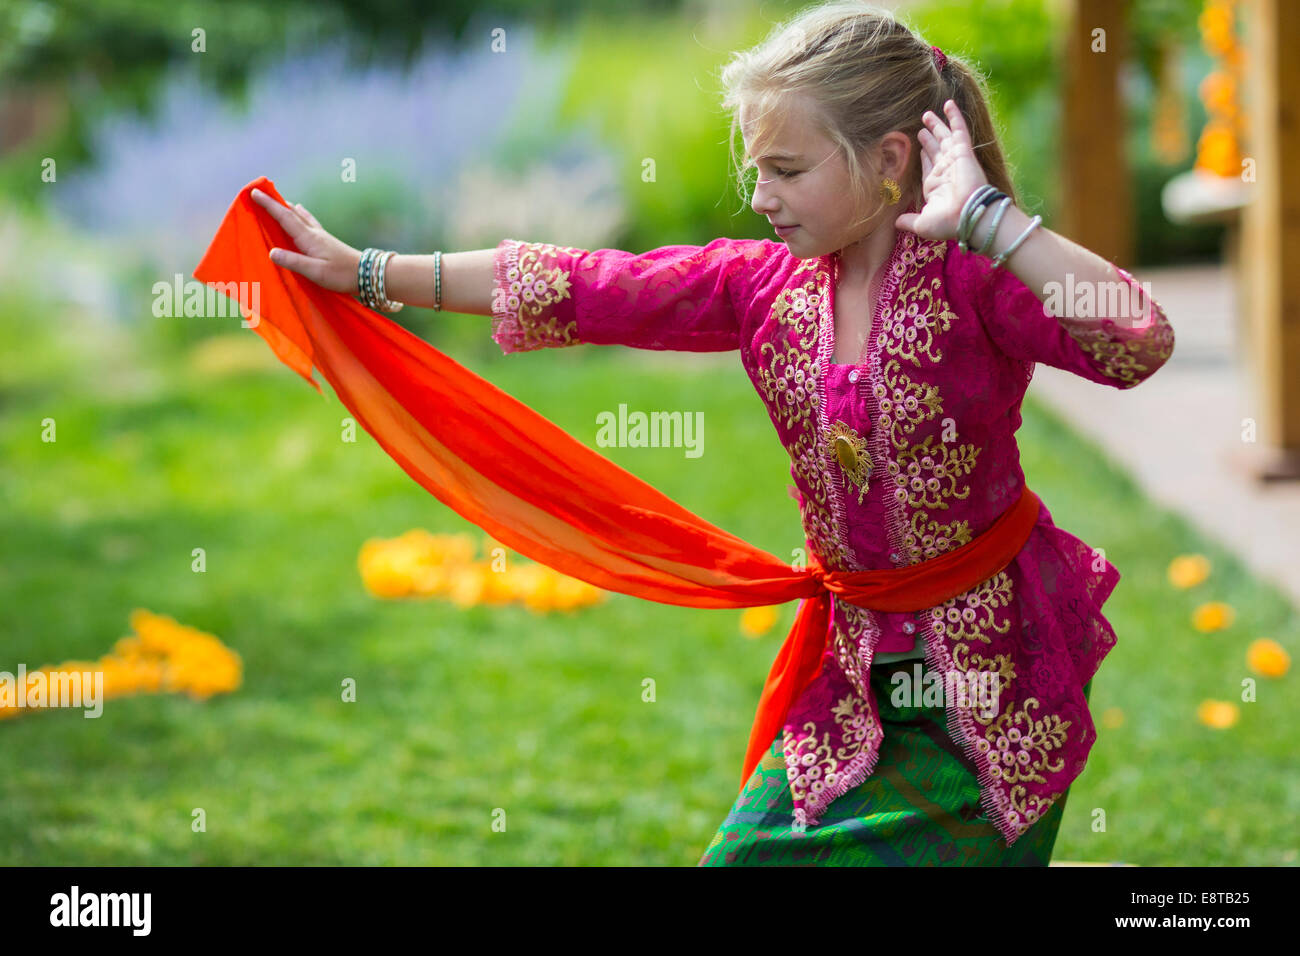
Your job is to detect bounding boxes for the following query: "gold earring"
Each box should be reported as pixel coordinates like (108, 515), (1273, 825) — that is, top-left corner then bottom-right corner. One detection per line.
(879, 178), (901, 205)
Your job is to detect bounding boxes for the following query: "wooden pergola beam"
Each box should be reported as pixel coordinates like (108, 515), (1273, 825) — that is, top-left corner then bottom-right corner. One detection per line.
(1241, 0), (1300, 473)
(1060, 0), (1133, 268)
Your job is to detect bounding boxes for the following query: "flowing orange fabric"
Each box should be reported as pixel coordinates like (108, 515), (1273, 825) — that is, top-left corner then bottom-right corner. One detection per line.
(193, 176), (1043, 793)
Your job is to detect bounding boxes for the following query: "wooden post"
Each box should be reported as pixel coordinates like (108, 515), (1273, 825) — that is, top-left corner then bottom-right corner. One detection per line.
(1059, 0), (1133, 268)
(1239, 0), (1300, 478)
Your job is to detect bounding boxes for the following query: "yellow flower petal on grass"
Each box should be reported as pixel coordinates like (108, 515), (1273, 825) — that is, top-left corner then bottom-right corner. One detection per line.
(1192, 601), (1235, 632)
(409, 563), (449, 596)
(740, 606), (780, 637)
(447, 563), (490, 609)
(1167, 554), (1211, 589)
(1196, 699), (1239, 729)
(359, 545), (418, 598)
(1100, 707), (1124, 729)
(1246, 638), (1290, 678)
(434, 533), (477, 566)
(521, 568), (557, 614)
(551, 573), (603, 610)
(482, 564), (520, 605)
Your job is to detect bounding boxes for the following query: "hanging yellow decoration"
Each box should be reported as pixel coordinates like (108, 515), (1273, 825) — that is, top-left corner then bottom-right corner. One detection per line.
(1194, 0), (1248, 178)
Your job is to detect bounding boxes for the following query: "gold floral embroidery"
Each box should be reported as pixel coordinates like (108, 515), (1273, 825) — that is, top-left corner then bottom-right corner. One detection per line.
(872, 240), (981, 563)
(876, 358), (942, 444)
(929, 571), (1015, 646)
(976, 701), (1071, 829)
(496, 242), (581, 349)
(1062, 315), (1176, 388)
(756, 274), (820, 431)
(784, 690), (879, 818)
(879, 263), (952, 366)
(823, 420), (872, 505)
(926, 570), (1070, 834)
(831, 608), (873, 699)
(797, 494), (854, 570)
(892, 434), (980, 510)
(757, 262), (855, 569)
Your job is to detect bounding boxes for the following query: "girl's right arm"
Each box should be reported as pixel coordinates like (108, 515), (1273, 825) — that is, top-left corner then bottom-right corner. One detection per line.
(251, 187), (495, 315)
(484, 237), (769, 354)
(248, 189), (766, 344)
(384, 250), (495, 314)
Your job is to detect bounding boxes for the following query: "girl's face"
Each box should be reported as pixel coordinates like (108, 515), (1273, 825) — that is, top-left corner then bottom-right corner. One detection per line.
(741, 95), (904, 259)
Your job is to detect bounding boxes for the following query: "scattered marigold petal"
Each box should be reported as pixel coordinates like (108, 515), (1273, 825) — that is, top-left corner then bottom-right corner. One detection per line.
(1167, 554), (1211, 589)
(1246, 638), (1290, 678)
(740, 606), (780, 637)
(1192, 601), (1235, 632)
(1196, 699), (1239, 729)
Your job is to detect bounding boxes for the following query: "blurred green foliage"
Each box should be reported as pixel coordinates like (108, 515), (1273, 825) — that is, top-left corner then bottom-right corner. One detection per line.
(1, 0), (1233, 262)
(554, 0), (1226, 264)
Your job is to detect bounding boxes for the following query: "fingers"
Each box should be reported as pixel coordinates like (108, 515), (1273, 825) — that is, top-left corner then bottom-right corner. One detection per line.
(251, 187), (307, 238)
(919, 129), (954, 181)
(919, 125), (938, 160)
(267, 246), (322, 283)
(922, 109), (950, 142)
(294, 202), (322, 229)
(923, 101), (970, 146)
(943, 99), (970, 136)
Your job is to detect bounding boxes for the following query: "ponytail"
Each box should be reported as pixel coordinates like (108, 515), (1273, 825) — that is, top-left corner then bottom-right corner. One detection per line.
(938, 55), (1018, 206)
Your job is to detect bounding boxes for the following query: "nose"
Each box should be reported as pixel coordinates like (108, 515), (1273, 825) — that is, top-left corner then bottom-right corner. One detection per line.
(751, 178), (779, 217)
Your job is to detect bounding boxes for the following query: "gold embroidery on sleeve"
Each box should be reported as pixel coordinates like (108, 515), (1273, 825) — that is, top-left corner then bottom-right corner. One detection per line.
(1063, 314), (1176, 388)
(500, 242), (580, 349)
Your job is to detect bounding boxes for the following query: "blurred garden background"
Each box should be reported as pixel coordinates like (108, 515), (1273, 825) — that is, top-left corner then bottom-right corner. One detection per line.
(1, 0), (1294, 865)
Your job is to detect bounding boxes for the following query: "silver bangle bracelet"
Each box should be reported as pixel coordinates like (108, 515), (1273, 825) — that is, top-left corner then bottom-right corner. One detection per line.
(358, 248), (403, 313)
(992, 215), (1042, 270)
(977, 196), (1014, 258)
(957, 185), (997, 252)
(433, 250), (442, 311)
(358, 247), (377, 306)
(375, 250), (403, 313)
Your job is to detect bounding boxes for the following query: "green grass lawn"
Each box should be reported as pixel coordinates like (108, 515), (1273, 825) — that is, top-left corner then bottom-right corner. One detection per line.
(2, 283), (1295, 866)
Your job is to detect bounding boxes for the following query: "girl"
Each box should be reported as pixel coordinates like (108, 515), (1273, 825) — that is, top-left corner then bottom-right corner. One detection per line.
(249, 1), (1174, 865)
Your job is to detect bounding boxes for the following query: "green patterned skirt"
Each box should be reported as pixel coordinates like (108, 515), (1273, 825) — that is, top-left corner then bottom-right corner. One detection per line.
(698, 659), (1094, 866)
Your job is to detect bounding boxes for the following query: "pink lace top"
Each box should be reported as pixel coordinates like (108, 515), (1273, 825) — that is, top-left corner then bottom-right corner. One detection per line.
(488, 222), (1175, 844)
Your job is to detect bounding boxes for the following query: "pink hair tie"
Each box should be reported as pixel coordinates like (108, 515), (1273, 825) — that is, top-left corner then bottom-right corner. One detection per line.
(931, 45), (947, 71)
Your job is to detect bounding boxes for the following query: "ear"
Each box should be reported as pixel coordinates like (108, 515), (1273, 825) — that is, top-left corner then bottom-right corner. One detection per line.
(878, 131), (913, 181)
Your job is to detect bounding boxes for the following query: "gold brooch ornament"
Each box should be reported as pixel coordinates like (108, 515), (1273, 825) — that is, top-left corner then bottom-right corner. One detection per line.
(824, 420), (872, 505)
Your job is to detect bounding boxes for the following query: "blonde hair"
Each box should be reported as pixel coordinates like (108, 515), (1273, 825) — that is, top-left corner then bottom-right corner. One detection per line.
(718, 1), (1017, 230)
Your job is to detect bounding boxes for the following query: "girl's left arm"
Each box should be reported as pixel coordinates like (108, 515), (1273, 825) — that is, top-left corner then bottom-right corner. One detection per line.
(968, 204), (1144, 322)
(966, 204), (1176, 389)
(902, 99), (1174, 389)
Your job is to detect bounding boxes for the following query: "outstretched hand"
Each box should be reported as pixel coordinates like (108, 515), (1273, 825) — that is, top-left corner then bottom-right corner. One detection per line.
(894, 99), (989, 241)
(251, 187), (363, 295)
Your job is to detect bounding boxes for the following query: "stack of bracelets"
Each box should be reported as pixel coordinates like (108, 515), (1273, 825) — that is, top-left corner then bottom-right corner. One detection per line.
(358, 247), (408, 314)
(957, 185), (1043, 269)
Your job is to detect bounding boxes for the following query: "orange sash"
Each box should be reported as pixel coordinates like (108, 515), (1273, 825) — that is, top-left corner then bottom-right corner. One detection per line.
(192, 177), (1042, 797)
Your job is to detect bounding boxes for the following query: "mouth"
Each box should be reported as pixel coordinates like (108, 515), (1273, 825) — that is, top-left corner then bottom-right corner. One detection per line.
(773, 224), (799, 237)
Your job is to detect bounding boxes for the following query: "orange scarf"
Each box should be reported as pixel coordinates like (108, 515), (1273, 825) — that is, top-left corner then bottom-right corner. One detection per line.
(193, 177), (1043, 793)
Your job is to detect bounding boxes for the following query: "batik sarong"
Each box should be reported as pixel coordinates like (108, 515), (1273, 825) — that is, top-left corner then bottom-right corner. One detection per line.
(698, 659), (1094, 866)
